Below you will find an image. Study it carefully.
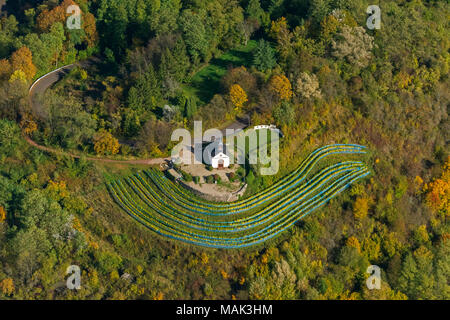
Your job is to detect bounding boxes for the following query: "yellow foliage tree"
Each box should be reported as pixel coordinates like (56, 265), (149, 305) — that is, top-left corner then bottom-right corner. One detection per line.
(110, 270), (120, 281)
(20, 114), (38, 135)
(414, 225), (430, 244)
(0, 278), (14, 295)
(200, 252), (209, 265)
(9, 70), (27, 83)
(10, 46), (36, 81)
(270, 17), (288, 39)
(353, 197), (369, 219)
(93, 130), (120, 155)
(0, 206), (6, 223)
(423, 157), (449, 216)
(346, 236), (361, 253)
(47, 180), (69, 200)
(220, 269), (228, 279)
(230, 84), (248, 109)
(153, 292), (164, 300)
(269, 74), (293, 100)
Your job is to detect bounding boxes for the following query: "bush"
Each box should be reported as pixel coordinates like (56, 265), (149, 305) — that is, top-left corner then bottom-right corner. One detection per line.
(182, 171), (193, 182)
(193, 176), (200, 184)
(205, 175), (214, 184)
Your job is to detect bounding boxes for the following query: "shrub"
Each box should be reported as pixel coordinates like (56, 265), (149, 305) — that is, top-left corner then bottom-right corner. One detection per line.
(182, 171), (193, 182)
(93, 130), (120, 155)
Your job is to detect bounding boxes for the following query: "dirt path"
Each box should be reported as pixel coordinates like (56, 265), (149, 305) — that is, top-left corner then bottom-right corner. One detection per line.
(24, 135), (169, 165)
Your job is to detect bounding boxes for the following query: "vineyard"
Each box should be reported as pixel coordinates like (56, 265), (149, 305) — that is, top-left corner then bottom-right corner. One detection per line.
(108, 144), (371, 248)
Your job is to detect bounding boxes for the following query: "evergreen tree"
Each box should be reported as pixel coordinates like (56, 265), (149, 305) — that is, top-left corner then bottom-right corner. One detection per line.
(253, 39), (277, 72)
(128, 65), (161, 111)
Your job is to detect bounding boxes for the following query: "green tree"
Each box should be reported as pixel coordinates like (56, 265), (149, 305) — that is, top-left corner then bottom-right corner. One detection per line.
(0, 120), (22, 157)
(128, 65), (161, 111)
(0, 15), (19, 58)
(179, 10), (210, 63)
(253, 39), (277, 72)
(246, 0), (269, 26)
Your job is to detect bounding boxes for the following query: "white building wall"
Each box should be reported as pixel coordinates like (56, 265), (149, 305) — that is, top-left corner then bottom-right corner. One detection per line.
(212, 153), (230, 168)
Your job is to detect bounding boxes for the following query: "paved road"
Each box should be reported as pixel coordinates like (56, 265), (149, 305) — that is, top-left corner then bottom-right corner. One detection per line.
(30, 65), (76, 117)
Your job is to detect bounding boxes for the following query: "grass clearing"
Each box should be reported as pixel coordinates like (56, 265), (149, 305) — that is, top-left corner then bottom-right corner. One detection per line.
(184, 40), (257, 104)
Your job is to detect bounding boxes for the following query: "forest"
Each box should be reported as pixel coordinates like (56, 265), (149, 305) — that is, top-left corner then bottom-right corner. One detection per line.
(0, 0), (448, 300)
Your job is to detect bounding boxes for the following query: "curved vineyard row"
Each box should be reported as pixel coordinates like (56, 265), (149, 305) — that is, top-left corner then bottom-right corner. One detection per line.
(108, 144), (371, 248)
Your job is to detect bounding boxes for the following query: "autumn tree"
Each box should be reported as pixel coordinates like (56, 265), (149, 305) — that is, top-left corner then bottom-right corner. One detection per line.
(10, 47), (36, 81)
(269, 17), (288, 40)
(83, 12), (99, 48)
(0, 59), (12, 80)
(269, 75), (293, 101)
(9, 70), (28, 83)
(93, 130), (120, 155)
(222, 67), (257, 96)
(20, 114), (38, 135)
(0, 206), (6, 223)
(332, 26), (374, 69)
(353, 197), (369, 219)
(37, 5), (66, 32)
(269, 16), (292, 60)
(295, 72), (322, 99)
(0, 278), (14, 296)
(423, 157), (449, 216)
(230, 84), (248, 109)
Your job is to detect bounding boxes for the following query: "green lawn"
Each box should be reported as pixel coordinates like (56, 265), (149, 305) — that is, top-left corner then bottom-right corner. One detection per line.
(184, 40), (257, 104)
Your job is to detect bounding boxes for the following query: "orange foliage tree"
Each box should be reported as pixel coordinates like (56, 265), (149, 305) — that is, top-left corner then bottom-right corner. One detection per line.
(37, 0), (98, 48)
(10, 47), (36, 80)
(0, 206), (6, 223)
(93, 130), (120, 155)
(83, 12), (98, 48)
(230, 84), (248, 109)
(37, 5), (66, 32)
(269, 74), (293, 100)
(423, 157), (449, 215)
